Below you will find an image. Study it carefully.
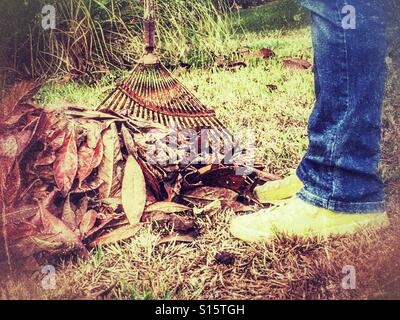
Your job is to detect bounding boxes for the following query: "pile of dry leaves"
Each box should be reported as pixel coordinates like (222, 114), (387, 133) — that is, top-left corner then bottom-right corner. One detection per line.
(0, 81), (277, 268)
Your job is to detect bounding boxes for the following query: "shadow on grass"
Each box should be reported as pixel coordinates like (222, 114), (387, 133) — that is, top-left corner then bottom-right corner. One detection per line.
(237, 0), (310, 33)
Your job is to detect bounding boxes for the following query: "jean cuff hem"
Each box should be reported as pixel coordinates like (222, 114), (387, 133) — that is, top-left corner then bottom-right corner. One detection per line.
(297, 188), (385, 214)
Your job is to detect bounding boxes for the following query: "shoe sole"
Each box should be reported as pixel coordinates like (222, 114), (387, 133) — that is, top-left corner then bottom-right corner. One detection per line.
(230, 214), (390, 243)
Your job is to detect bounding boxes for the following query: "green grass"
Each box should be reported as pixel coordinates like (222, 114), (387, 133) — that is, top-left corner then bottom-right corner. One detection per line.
(237, 0), (310, 33)
(5, 0), (399, 300)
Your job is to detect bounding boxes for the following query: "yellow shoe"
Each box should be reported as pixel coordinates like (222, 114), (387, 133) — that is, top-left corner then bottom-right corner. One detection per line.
(230, 197), (389, 242)
(254, 174), (303, 203)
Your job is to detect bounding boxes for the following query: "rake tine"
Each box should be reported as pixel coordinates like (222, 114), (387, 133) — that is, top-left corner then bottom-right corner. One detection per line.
(97, 88), (116, 111)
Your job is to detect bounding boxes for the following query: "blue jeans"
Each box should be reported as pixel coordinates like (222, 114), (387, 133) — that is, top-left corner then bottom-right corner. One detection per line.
(296, 0), (388, 213)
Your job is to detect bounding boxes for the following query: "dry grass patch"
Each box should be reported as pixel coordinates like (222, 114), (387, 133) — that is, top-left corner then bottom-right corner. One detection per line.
(4, 208), (398, 300)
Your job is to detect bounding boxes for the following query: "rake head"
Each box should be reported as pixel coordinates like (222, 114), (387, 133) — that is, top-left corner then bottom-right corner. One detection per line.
(97, 0), (228, 133)
(97, 55), (227, 132)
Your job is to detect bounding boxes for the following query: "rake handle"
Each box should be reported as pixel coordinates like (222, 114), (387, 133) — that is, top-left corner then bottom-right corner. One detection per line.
(144, 0), (156, 53)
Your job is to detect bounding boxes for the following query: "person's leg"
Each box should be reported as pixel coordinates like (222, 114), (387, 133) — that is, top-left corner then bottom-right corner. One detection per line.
(296, 0), (387, 213)
(231, 0), (389, 241)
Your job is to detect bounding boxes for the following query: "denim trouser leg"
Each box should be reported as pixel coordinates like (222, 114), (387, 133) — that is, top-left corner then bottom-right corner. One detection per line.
(296, 0), (388, 213)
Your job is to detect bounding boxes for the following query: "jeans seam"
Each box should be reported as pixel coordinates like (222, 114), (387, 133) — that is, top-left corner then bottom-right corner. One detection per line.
(327, 0), (351, 209)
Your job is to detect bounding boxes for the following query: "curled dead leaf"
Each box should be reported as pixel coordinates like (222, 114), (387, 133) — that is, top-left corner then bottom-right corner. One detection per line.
(90, 224), (143, 247)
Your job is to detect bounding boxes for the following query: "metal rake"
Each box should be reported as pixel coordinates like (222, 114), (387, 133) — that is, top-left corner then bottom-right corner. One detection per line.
(97, 0), (229, 134)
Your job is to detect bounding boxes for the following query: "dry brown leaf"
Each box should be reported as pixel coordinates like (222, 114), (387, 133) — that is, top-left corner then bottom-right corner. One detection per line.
(84, 121), (104, 149)
(3, 204), (38, 224)
(0, 158), (15, 192)
(183, 187), (238, 203)
(1, 103), (34, 129)
(36, 152), (56, 166)
(84, 215), (115, 239)
(53, 128), (78, 195)
(136, 157), (164, 200)
(0, 134), (18, 158)
(77, 139), (104, 183)
(193, 199), (222, 215)
(157, 232), (195, 246)
(110, 162), (124, 197)
(1, 214), (39, 242)
(100, 197), (122, 212)
(62, 195), (76, 230)
(75, 196), (90, 226)
(73, 177), (103, 194)
(90, 224), (143, 247)
(122, 155), (146, 225)
(199, 167), (247, 192)
(266, 84), (278, 92)
(121, 124), (136, 155)
(48, 129), (66, 151)
(0, 81), (41, 120)
(37, 201), (86, 253)
(257, 48), (276, 59)
(77, 143), (96, 183)
(141, 211), (170, 223)
(79, 209), (98, 237)
(145, 201), (190, 214)
(4, 161), (21, 207)
(167, 214), (196, 232)
(15, 116), (40, 156)
(282, 58), (312, 70)
(92, 139), (104, 168)
(98, 123), (122, 198)
(227, 61), (247, 72)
